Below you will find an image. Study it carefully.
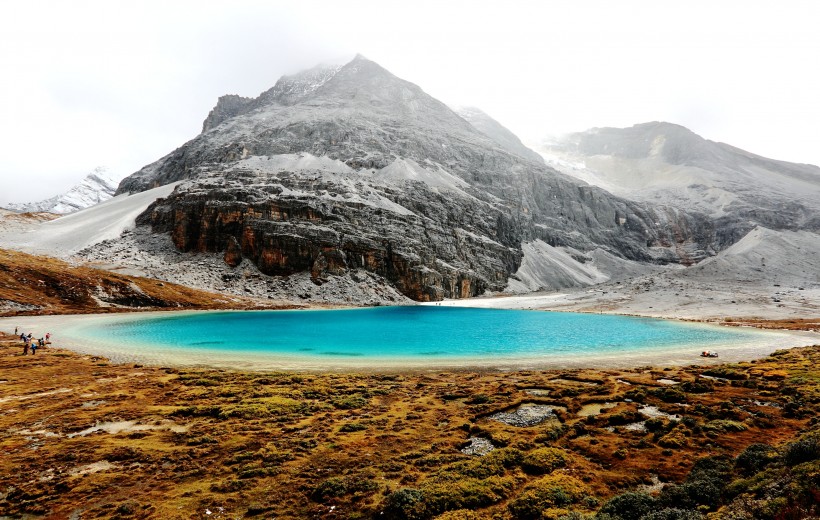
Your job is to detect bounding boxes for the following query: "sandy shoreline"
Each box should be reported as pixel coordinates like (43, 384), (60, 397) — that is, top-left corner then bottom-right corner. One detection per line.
(2, 304), (817, 371)
(424, 285), (820, 322)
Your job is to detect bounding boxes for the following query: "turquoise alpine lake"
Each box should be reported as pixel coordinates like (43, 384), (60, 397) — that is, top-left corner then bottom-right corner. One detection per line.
(60, 306), (770, 366)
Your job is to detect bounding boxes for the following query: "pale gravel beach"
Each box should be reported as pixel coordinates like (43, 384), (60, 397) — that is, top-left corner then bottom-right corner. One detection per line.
(428, 281), (820, 323)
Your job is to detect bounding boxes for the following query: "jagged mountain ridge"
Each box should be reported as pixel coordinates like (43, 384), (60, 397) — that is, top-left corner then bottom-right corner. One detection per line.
(201, 63), (344, 133)
(537, 122), (820, 237)
(6, 168), (119, 214)
(119, 55), (534, 192)
(116, 56), (717, 301)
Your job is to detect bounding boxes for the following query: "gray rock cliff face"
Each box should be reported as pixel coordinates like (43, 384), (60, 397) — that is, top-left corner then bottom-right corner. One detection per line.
(201, 94), (253, 133)
(119, 57), (718, 301)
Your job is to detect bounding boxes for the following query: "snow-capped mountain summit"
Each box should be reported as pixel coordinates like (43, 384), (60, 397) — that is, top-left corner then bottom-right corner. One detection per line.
(6, 167), (120, 214)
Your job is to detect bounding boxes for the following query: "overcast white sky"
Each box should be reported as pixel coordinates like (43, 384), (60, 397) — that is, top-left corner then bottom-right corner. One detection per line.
(1, 0), (819, 204)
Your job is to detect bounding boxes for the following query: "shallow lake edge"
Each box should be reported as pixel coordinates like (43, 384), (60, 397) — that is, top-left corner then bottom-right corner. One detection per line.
(4, 307), (818, 372)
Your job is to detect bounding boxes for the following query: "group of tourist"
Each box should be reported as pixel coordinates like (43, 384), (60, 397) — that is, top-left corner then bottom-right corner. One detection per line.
(14, 327), (50, 355)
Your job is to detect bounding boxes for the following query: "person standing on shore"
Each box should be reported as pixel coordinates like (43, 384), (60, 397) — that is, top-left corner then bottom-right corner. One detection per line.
(30, 341), (37, 355)
(22, 337), (29, 355)
(14, 327), (18, 335)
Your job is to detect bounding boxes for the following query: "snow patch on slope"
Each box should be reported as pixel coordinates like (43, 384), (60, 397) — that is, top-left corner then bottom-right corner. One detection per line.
(233, 154), (355, 175)
(683, 227), (820, 286)
(0, 183), (179, 256)
(505, 240), (609, 293)
(373, 158), (469, 191)
(265, 63), (343, 104)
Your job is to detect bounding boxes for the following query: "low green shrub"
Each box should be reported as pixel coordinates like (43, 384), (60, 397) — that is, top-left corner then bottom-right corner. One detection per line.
(703, 420), (747, 433)
(441, 447), (521, 480)
(209, 479), (248, 493)
(536, 424), (567, 443)
(434, 510), (481, 520)
(332, 394), (369, 409)
(237, 465), (275, 479)
(658, 485), (695, 510)
(657, 429), (688, 448)
(624, 388), (647, 402)
(312, 477), (348, 500)
(677, 456), (732, 509)
(640, 508), (703, 520)
(509, 474), (590, 519)
(701, 367), (747, 380)
(381, 488), (426, 520)
(783, 432), (820, 466)
(339, 422), (368, 432)
(606, 411), (641, 426)
(170, 405), (223, 418)
(189, 378), (220, 386)
(681, 416), (697, 428)
(596, 492), (656, 520)
(422, 475), (516, 515)
(613, 448), (628, 460)
(680, 380), (713, 394)
(652, 387), (686, 403)
(219, 404), (272, 419)
(644, 418), (666, 432)
(311, 475), (379, 501)
(734, 443), (778, 476)
(521, 447), (568, 475)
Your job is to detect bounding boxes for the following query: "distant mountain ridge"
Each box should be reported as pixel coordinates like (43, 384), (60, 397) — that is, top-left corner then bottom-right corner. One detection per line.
(5, 168), (119, 214)
(5, 59), (817, 304)
(537, 122), (820, 239)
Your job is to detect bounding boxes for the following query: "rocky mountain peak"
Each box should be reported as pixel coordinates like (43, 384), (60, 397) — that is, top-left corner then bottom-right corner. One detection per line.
(571, 121), (707, 164)
(312, 55), (456, 119)
(115, 59), (723, 301)
(256, 62), (344, 107)
(199, 55), (433, 135)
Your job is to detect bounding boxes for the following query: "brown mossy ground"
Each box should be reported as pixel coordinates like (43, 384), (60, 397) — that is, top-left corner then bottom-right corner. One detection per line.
(1, 330), (818, 519)
(720, 317), (820, 332)
(0, 248), (294, 316)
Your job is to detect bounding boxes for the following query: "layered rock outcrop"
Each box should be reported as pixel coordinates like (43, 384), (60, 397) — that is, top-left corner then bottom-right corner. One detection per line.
(136, 165), (520, 301)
